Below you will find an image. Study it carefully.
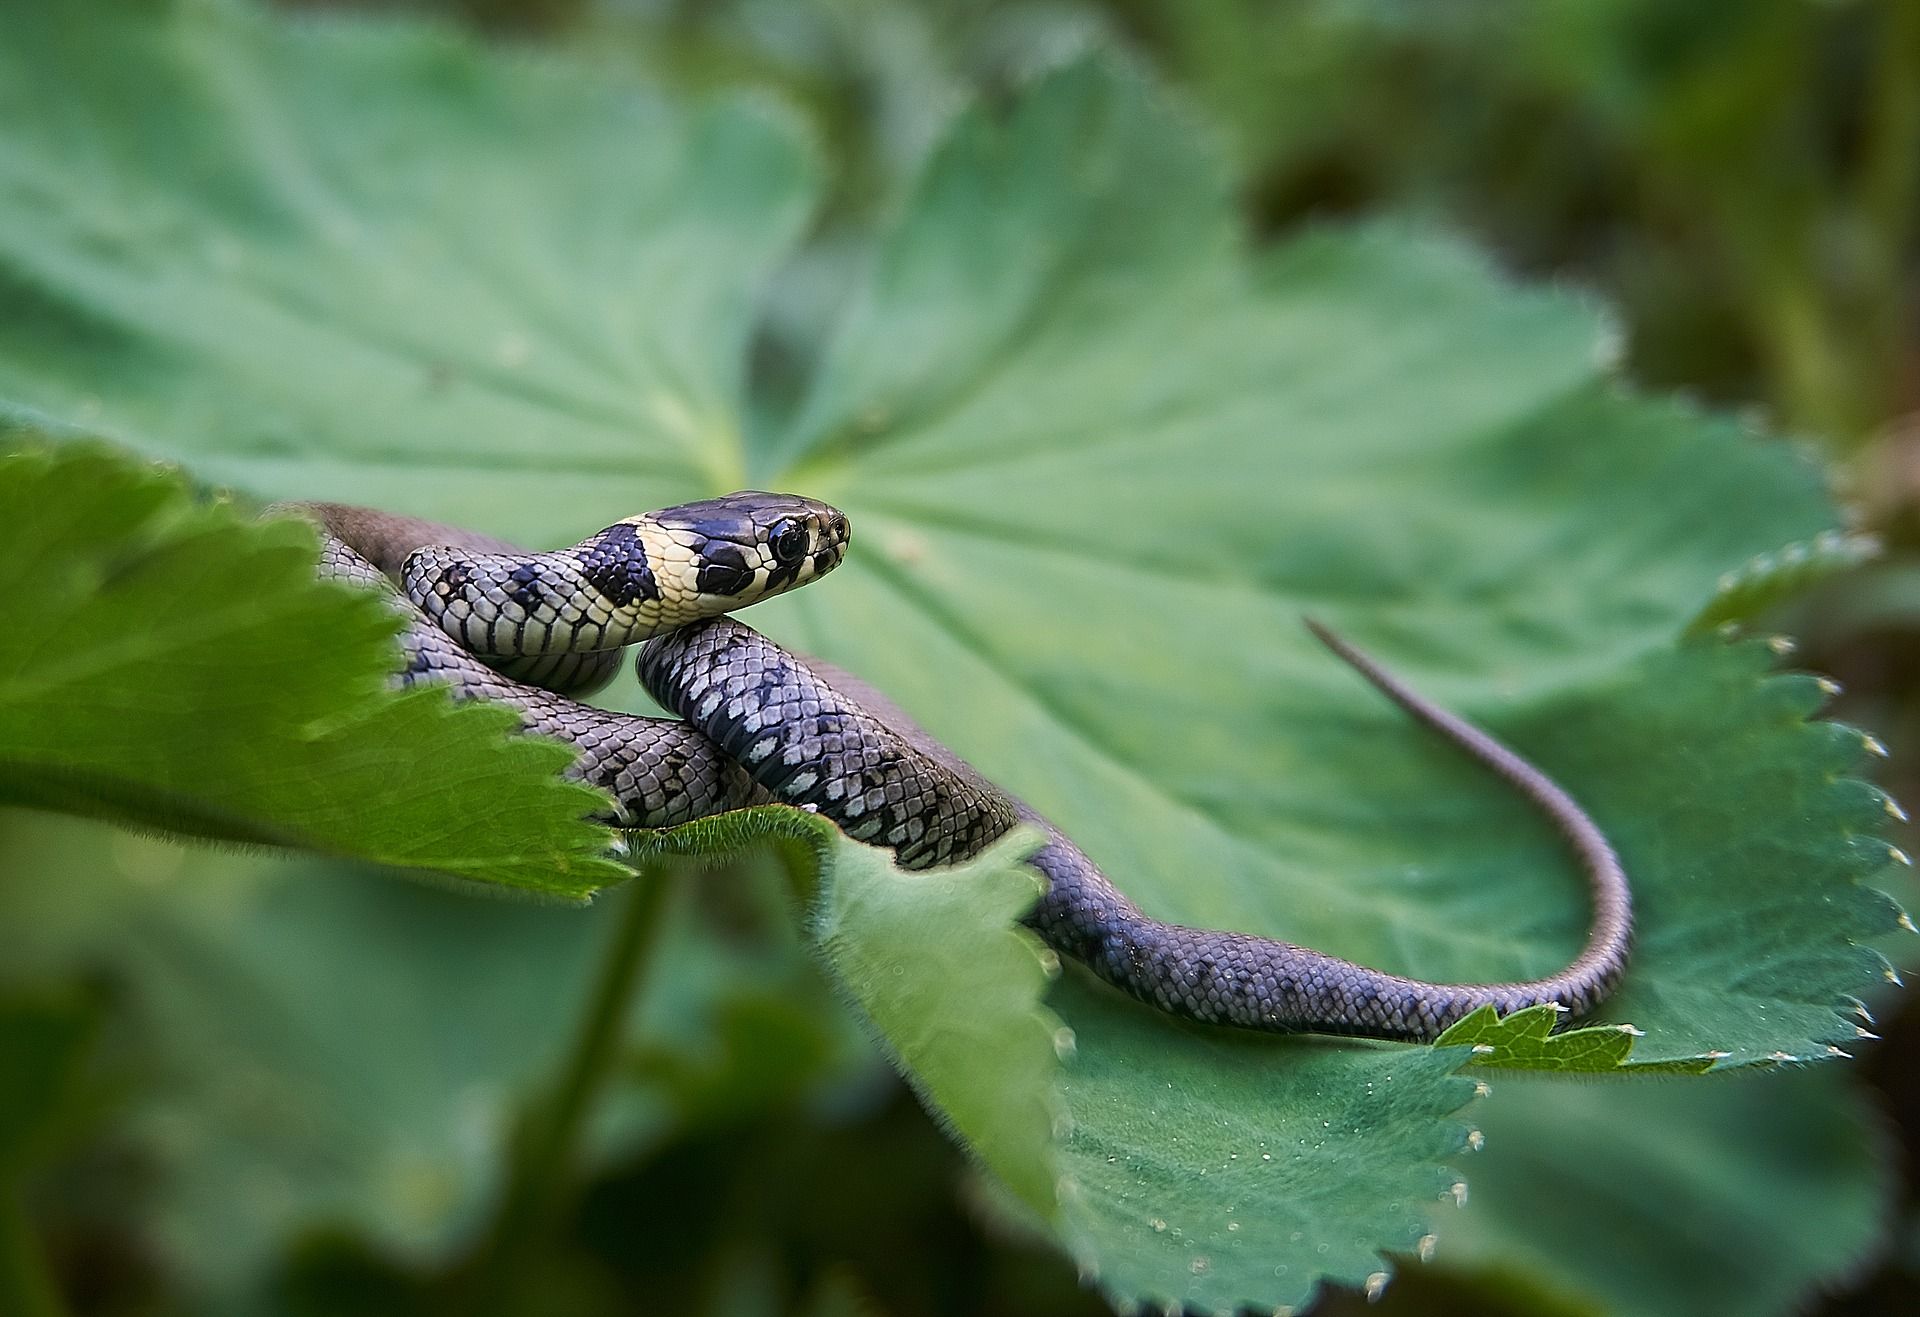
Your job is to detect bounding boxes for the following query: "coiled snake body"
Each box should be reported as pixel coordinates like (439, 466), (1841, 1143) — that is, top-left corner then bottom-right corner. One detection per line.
(291, 494), (1631, 1042)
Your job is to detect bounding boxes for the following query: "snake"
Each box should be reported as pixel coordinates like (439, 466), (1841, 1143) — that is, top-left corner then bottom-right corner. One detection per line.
(287, 494), (1632, 1042)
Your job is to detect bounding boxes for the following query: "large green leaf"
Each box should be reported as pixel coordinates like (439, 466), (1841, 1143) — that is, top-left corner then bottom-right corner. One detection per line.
(760, 55), (1899, 1309)
(0, 4), (1900, 1310)
(0, 0), (813, 519)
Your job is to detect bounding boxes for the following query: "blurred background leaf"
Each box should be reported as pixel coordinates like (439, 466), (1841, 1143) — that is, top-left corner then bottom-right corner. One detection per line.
(0, 987), (105, 1317)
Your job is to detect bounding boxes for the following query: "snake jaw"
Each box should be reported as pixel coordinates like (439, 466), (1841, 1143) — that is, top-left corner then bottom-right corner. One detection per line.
(811, 508), (851, 581)
(682, 497), (848, 604)
(652, 491), (849, 604)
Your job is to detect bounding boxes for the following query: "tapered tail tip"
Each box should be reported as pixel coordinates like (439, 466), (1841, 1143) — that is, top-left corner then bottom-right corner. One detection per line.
(1300, 614), (1349, 657)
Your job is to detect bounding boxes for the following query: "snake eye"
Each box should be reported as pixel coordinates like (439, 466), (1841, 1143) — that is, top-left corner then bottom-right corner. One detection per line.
(769, 518), (810, 565)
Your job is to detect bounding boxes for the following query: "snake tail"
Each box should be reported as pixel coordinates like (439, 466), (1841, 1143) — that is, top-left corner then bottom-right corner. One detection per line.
(642, 616), (1632, 1042)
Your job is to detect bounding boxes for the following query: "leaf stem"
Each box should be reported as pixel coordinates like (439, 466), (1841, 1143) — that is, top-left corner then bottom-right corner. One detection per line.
(0, 1187), (65, 1317)
(468, 870), (674, 1308)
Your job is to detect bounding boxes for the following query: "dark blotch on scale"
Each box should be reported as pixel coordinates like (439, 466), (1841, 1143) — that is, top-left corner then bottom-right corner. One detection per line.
(579, 523), (660, 607)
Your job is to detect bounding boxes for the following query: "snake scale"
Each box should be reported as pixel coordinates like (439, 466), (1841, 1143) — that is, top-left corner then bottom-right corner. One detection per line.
(289, 494), (1631, 1042)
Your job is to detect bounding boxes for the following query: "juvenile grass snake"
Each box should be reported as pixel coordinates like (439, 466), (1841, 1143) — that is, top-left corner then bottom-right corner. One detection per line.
(289, 494), (1631, 1042)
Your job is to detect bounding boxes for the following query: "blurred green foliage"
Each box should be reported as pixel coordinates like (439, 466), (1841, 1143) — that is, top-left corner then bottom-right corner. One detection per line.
(4, 1), (1920, 1314)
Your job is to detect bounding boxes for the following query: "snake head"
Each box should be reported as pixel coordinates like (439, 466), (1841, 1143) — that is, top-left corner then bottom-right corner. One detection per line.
(652, 491), (851, 602)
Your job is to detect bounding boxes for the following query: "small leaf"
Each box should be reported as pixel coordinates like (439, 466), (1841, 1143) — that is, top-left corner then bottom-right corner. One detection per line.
(628, 810), (1065, 1214)
(809, 825), (1063, 1214)
(1434, 1006), (1714, 1074)
(1688, 529), (1882, 635)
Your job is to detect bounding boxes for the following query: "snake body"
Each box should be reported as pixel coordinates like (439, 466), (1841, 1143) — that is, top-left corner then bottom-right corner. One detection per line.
(292, 495), (1632, 1042)
(296, 496), (850, 826)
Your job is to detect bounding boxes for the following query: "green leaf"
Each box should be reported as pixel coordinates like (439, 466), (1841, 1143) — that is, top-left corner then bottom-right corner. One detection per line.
(1433, 1005), (1714, 1074)
(809, 825), (1064, 1214)
(0, 0), (815, 523)
(1426, 1066), (1894, 1317)
(1053, 978), (1475, 1312)
(625, 809), (1067, 1215)
(0, 438), (624, 894)
(764, 58), (1896, 1305)
(1436, 1006), (1638, 1073)
(1483, 637), (1899, 1069)
(0, 7), (1899, 1311)
(1687, 528), (1883, 635)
